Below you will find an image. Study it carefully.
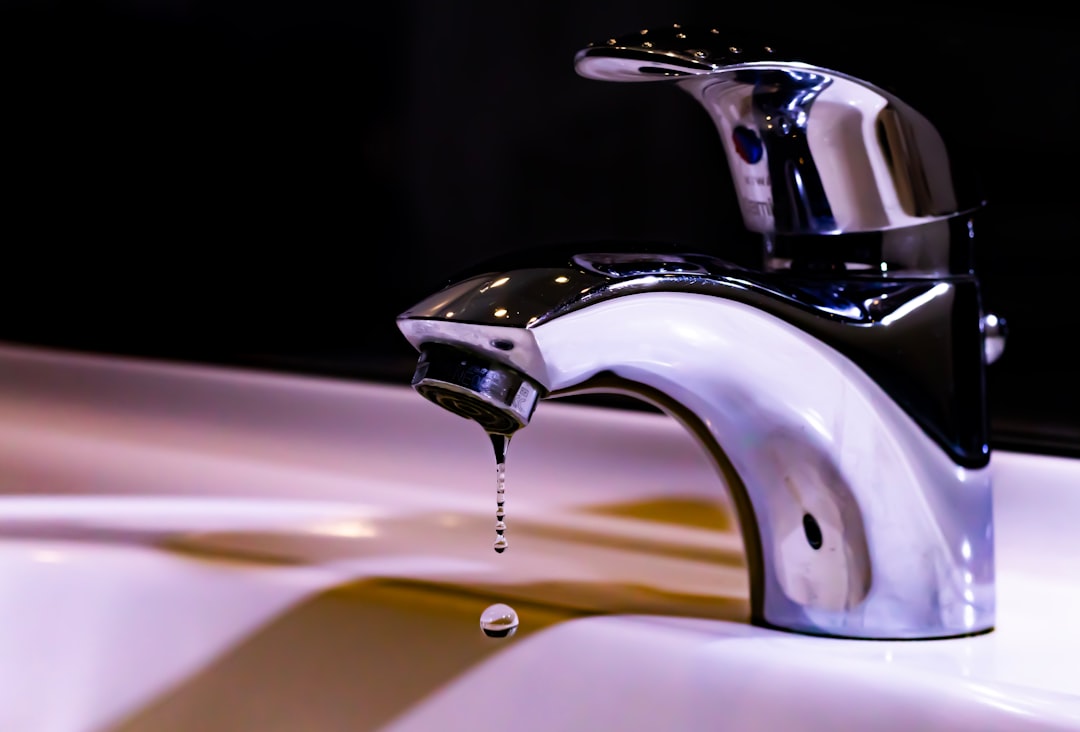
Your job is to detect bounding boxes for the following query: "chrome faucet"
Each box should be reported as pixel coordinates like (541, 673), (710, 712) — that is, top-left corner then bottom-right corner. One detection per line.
(397, 25), (1005, 640)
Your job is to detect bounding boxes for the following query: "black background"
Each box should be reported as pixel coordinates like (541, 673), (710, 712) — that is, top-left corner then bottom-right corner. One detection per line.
(1, 1), (1077, 456)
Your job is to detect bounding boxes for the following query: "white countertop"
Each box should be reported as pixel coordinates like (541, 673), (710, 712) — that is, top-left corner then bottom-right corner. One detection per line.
(1, 343), (1078, 731)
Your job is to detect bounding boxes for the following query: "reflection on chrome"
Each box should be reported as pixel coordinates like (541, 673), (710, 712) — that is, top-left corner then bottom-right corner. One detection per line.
(879, 282), (951, 326)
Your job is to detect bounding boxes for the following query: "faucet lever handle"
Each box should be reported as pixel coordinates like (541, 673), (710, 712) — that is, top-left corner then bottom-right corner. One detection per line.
(575, 25), (982, 239)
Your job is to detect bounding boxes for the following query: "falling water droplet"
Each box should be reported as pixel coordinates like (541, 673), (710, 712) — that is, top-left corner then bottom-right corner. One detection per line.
(489, 432), (510, 553)
(483, 433), (518, 631)
(489, 431), (509, 465)
(480, 603), (519, 638)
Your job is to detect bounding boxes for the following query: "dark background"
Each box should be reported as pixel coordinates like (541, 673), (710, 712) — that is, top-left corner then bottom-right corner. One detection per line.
(1, 1), (1077, 457)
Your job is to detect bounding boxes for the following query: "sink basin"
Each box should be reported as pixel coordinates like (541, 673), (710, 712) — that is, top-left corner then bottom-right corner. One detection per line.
(1, 343), (1079, 731)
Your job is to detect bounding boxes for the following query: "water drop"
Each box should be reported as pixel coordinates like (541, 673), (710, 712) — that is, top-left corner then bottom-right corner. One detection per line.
(489, 431), (509, 465)
(481, 434), (518, 632)
(480, 603), (519, 638)
(489, 432), (510, 553)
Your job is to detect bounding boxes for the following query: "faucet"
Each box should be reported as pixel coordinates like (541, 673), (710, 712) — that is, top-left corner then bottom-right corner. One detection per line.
(396, 24), (1006, 640)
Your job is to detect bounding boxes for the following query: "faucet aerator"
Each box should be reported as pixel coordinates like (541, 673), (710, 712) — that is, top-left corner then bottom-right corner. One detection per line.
(411, 343), (544, 436)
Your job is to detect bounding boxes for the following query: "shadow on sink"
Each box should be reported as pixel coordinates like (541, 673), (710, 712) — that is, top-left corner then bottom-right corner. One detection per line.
(0, 499), (751, 731)
(110, 579), (580, 731)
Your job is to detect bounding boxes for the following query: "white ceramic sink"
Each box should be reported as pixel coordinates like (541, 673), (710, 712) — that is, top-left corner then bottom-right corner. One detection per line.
(1, 343), (1079, 731)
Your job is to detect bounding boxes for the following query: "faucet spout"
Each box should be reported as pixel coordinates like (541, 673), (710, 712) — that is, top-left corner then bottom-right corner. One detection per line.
(398, 248), (995, 640)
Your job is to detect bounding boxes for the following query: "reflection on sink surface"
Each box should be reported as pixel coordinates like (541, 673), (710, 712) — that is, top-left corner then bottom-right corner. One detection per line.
(1, 343), (1079, 731)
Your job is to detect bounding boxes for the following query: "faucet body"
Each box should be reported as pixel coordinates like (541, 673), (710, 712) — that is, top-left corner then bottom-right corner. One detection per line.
(397, 26), (999, 640)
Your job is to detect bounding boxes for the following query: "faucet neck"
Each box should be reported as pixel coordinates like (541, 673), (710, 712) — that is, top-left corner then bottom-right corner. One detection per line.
(399, 245), (990, 469)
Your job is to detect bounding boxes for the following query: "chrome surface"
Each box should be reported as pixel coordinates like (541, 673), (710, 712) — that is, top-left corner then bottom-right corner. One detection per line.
(411, 342), (543, 435)
(398, 25), (1001, 640)
(575, 25), (982, 249)
(400, 250), (991, 470)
